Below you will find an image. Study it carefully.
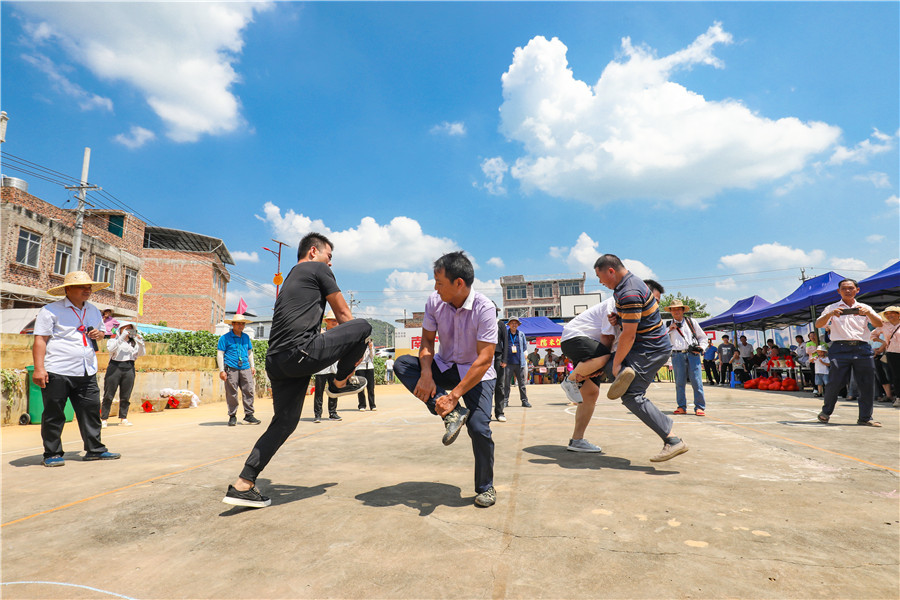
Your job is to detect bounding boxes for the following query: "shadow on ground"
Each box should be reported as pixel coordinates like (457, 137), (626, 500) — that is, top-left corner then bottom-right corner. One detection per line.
(219, 479), (337, 516)
(523, 444), (679, 476)
(355, 481), (471, 516)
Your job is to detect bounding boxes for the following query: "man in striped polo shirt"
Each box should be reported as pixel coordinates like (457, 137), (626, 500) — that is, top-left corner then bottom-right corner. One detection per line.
(595, 254), (688, 462)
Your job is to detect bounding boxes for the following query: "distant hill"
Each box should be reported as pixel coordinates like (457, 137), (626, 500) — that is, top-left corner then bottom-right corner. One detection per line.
(366, 318), (396, 348)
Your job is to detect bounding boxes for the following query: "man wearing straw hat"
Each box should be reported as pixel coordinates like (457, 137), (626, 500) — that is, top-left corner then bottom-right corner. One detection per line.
(663, 299), (709, 416)
(872, 306), (900, 407)
(32, 271), (121, 467)
(218, 313), (260, 426)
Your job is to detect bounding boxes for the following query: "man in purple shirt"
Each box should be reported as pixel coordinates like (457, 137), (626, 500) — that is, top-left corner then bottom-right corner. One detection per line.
(394, 251), (499, 507)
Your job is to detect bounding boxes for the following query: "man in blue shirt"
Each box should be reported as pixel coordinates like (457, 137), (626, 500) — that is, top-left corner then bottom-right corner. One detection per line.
(217, 314), (259, 426)
(500, 316), (531, 412)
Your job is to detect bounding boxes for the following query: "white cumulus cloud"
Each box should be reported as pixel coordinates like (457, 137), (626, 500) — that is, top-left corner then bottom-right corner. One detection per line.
(19, 2), (272, 142)
(715, 277), (737, 290)
(866, 234), (885, 244)
(258, 202), (458, 272)
(853, 172), (891, 188)
(479, 156), (509, 195)
(828, 129), (895, 165)
(497, 24), (841, 204)
(22, 53), (113, 112)
(113, 126), (156, 149)
(719, 243), (826, 274)
(231, 251), (260, 263)
(430, 121), (467, 136)
(886, 195), (900, 212)
(554, 232), (656, 279)
(487, 257), (505, 269)
(830, 257), (869, 272)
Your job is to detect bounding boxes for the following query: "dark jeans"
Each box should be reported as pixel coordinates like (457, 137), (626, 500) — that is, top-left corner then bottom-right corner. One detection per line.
(356, 367), (376, 409)
(822, 341), (876, 421)
(101, 360), (135, 419)
(41, 372), (108, 459)
(239, 318), (371, 483)
(493, 358), (506, 417)
(719, 362), (733, 385)
(313, 374), (337, 418)
(503, 362), (528, 404)
(393, 355), (495, 493)
(703, 359), (719, 384)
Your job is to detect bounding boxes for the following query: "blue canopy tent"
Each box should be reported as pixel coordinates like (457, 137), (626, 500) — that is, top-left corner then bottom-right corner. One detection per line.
(855, 259), (900, 308)
(514, 316), (563, 337)
(699, 295), (771, 330)
(733, 271), (846, 330)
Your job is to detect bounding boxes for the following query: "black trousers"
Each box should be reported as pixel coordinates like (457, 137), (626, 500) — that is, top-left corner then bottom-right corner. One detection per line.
(355, 367), (376, 409)
(493, 357), (506, 417)
(240, 318), (371, 483)
(313, 374), (337, 417)
(41, 372), (108, 459)
(719, 362), (734, 385)
(703, 359), (719, 384)
(822, 341), (876, 421)
(101, 360), (135, 419)
(885, 352), (900, 397)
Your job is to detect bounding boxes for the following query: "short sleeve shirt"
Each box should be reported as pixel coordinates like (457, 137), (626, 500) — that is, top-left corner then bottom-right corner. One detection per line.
(614, 272), (670, 353)
(268, 261), (341, 355)
(820, 300), (876, 342)
(422, 289), (497, 381)
(718, 343), (736, 363)
(34, 298), (104, 376)
(218, 331), (252, 369)
(561, 297), (618, 346)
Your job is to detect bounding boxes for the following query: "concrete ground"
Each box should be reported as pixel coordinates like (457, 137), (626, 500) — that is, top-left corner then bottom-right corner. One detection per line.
(2, 381), (898, 599)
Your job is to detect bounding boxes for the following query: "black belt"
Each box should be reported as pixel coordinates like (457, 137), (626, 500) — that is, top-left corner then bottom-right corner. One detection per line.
(109, 360), (135, 365)
(832, 340), (868, 346)
(672, 350), (688, 353)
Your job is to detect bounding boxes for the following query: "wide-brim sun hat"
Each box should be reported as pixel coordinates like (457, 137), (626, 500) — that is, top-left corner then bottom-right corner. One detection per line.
(880, 305), (900, 319)
(225, 314), (253, 325)
(662, 299), (692, 312)
(508, 316), (521, 323)
(323, 310), (337, 321)
(47, 271), (110, 296)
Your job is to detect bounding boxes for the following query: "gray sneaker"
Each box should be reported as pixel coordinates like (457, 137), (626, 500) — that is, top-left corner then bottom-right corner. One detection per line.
(649, 439), (688, 462)
(326, 376), (367, 398)
(561, 377), (583, 404)
(607, 366), (636, 400)
(567, 438), (602, 453)
(474, 486), (497, 507)
(442, 405), (469, 446)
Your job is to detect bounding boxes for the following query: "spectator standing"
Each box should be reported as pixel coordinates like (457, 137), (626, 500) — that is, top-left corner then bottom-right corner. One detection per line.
(32, 271), (121, 467)
(526, 347), (542, 384)
(493, 309), (508, 422)
(356, 338), (377, 411)
(703, 340), (719, 385)
(101, 322), (145, 428)
(502, 317), (531, 407)
(217, 314), (260, 427)
(872, 306), (900, 406)
(384, 357), (395, 383)
(811, 346), (830, 397)
(544, 349), (558, 383)
(717, 335), (737, 386)
(664, 300), (708, 416)
(737, 335), (754, 371)
(312, 311), (341, 423)
(815, 278), (883, 426)
(101, 308), (120, 338)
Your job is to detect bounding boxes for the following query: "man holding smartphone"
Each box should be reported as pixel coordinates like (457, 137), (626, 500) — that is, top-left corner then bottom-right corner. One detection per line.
(816, 278), (883, 426)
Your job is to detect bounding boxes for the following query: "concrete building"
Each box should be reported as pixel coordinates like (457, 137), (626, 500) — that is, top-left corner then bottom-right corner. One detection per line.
(500, 273), (586, 319)
(1, 178), (144, 315)
(141, 226), (233, 332)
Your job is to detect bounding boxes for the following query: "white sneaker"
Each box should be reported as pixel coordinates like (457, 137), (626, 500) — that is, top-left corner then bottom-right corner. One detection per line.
(497, 414), (507, 422)
(567, 438), (602, 453)
(101, 420), (108, 429)
(561, 377), (583, 404)
(120, 419), (133, 427)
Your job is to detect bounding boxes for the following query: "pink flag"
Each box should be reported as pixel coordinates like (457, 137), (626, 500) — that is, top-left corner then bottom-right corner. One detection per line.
(236, 297), (247, 315)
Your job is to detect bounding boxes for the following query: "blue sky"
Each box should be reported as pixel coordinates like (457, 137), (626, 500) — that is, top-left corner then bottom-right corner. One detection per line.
(2, 1), (898, 324)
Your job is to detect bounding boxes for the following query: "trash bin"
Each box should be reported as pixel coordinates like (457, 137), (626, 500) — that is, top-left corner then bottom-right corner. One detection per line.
(25, 366), (74, 424)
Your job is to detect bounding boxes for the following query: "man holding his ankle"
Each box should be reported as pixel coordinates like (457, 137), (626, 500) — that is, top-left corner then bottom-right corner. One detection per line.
(223, 232), (371, 508)
(594, 254), (688, 462)
(393, 251), (499, 507)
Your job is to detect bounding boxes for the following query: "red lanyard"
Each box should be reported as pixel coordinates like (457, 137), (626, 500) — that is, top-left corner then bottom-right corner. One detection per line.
(69, 306), (88, 347)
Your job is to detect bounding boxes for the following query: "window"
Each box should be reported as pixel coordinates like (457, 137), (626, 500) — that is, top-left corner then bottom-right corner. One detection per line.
(93, 258), (116, 287)
(108, 215), (125, 237)
(535, 307), (556, 317)
(124, 268), (138, 296)
(559, 281), (581, 296)
(505, 284), (527, 300)
(533, 282), (553, 298)
(506, 308), (528, 318)
(54, 243), (72, 275)
(256, 325), (266, 338)
(16, 230), (41, 268)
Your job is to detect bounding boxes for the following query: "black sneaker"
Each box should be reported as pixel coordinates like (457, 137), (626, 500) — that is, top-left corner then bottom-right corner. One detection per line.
(243, 415), (261, 425)
(329, 413), (342, 421)
(442, 405), (470, 446)
(222, 484), (271, 508)
(521, 400), (532, 408)
(228, 415), (237, 426)
(326, 376), (367, 398)
(313, 415), (321, 423)
(83, 451), (121, 461)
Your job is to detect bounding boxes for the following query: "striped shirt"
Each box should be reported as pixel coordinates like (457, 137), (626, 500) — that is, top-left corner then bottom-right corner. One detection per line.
(614, 272), (671, 353)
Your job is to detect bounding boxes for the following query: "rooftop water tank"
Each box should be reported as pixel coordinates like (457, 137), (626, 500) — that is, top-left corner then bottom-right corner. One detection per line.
(2, 176), (28, 192)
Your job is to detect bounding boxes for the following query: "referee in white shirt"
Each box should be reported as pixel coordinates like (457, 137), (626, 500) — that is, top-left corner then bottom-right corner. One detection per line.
(815, 278), (883, 427)
(32, 272), (121, 467)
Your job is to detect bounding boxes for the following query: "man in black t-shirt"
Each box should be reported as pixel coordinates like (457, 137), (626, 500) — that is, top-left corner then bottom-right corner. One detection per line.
(223, 232), (371, 508)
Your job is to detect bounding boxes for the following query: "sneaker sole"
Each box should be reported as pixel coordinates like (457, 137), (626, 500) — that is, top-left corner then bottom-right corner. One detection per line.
(650, 444), (689, 463)
(326, 384), (366, 398)
(606, 367), (635, 399)
(442, 411), (470, 446)
(42, 461), (65, 467)
(222, 496), (272, 508)
(83, 455), (120, 461)
(567, 445), (602, 453)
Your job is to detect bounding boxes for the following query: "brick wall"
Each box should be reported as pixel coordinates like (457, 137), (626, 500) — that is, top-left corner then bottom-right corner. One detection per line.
(141, 249), (229, 332)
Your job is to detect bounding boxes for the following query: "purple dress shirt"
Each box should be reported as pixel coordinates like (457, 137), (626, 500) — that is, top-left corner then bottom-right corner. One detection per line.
(422, 288), (498, 381)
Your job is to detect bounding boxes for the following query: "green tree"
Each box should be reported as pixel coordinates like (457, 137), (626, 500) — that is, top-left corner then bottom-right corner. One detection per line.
(660, 292), (710, 318)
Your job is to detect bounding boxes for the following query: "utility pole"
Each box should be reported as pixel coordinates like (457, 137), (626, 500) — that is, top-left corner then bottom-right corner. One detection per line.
(262, 239), (289, 296)
(64, 148), (99, 273)
(348, 291), (360, 311)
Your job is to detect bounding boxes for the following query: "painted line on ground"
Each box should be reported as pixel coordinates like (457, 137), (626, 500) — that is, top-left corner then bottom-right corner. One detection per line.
(492, 405), (527, 599)
(1, 581), (137, 599)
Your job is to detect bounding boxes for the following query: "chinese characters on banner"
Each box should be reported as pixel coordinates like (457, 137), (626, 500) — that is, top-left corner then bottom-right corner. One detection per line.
(536, 336), (561, 348)
(410, 335), (439, 350)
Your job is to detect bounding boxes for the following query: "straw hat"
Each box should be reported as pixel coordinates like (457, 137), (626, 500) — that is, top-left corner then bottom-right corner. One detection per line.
(881, 306), (900, 319)
(663, 299), (692, 312)
(323, 309), (337, 321)
(47, 271), (110, 296)
(224, 313), (253, 325)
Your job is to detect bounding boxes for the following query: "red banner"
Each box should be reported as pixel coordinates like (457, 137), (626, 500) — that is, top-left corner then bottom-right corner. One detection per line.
(536, 336), (561, 348)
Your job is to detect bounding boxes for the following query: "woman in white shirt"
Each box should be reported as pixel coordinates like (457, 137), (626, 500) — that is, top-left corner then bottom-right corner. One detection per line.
(872, 306), (900, 406)
(355, 339), (377, 411)
(101, 322), (146, 427)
